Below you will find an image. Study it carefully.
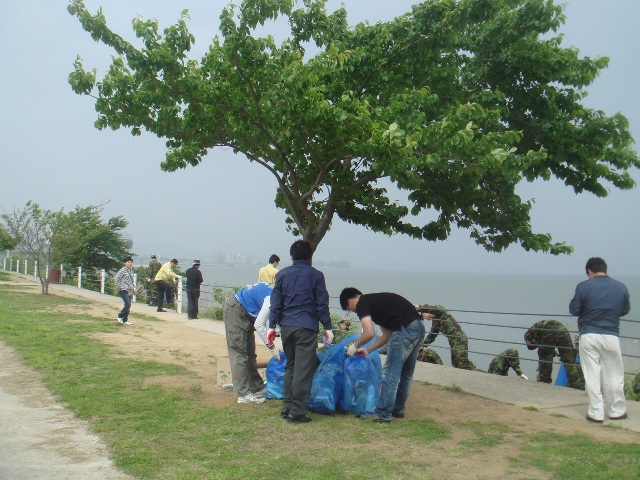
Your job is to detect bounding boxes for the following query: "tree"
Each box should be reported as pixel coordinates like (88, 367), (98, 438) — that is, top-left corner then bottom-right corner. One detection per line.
(53, 204), (130, 273)
(1, 202), (131, 294)
(2, 202), (60, 294)
(68, 0), (639, 253)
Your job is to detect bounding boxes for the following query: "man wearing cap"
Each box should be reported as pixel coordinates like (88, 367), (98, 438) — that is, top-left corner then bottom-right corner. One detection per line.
(145, 254), (162, 306)
(185, 259), (204, 320)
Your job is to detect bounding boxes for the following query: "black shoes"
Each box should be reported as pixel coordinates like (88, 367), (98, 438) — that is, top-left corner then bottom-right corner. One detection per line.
(391, 411), (405, 419)
(372, 417), (391, 423)
(286, 414), (311, 423)
(586, 415), (603, 424)
(280, 408), (290, 419)
(157, 309), (167, 312)
(609, 413), (628, 420)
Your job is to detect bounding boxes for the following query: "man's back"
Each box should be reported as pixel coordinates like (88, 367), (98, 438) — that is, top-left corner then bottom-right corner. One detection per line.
(570, 276), (630, 335)
(269, 260), (330, 331)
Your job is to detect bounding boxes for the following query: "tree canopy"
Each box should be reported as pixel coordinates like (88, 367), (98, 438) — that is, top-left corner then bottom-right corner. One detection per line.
(0, 225), (18, 251)
(68, 0), (639, 253)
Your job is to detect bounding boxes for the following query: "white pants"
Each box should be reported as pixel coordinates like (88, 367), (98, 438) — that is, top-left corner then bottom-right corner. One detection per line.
(579, 333), (627, 420)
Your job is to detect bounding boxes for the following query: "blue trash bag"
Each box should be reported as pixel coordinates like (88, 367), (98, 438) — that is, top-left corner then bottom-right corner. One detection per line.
(340, 349), (382, 416)
(308, 334), (360, 414)
(554, 354), (580, 387)
(265, 351), (286, 399)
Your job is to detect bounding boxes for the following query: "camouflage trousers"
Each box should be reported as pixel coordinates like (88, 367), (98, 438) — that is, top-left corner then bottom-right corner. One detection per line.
(449, 337), (477, 370)
(537, 347), (585, 390)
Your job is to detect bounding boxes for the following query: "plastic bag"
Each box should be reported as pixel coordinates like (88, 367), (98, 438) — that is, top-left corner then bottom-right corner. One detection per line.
(308, 334), (360, 414)
(265, 351), (286, 399)
(340, 350), (382, 416)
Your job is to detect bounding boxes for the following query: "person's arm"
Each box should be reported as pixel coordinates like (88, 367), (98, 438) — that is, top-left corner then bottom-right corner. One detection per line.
(254, 297), (273, 347)
(359, 324), (391, 354)
(114, 269), (124, 289)
(569, 286), (582, 316)
(423, 321), (439, 345)
(268, 277), (282, 329)
(622, 290), (631, 317)
(353, 316), (375, 348)
(314, 273), (332, 332)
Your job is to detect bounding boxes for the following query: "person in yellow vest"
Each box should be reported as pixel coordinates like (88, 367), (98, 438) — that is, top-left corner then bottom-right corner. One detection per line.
(258, 254), (280, 283)
(154, 259), (180, 312)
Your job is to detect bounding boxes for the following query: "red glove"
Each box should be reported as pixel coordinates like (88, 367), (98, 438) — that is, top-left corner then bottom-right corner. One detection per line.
(267, 328), (277, 345)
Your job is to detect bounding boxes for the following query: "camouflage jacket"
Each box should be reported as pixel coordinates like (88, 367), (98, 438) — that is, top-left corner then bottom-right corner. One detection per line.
(146, 260), (162, 282)
(420, 305), (466, 346)
(524, 320), (573, 352)
(488, 348), (523, 376)
(417, 348), (444, 365)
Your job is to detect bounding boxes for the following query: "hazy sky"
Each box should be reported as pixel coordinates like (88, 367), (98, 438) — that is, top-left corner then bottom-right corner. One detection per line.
(1, 0), (638, 275)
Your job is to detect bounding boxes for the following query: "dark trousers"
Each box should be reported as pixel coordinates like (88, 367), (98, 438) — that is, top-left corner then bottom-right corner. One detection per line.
(281, 326), (319, 418)
(186, 287), (200, 319)
(119, 291), (131, 320)
(155, 280), (173, 311)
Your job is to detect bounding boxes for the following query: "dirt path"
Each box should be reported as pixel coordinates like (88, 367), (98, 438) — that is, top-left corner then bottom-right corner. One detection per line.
(1, 281), (639, 479)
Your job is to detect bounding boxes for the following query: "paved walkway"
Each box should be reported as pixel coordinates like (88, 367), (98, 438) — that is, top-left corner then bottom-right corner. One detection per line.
(0, 274), (638, 478)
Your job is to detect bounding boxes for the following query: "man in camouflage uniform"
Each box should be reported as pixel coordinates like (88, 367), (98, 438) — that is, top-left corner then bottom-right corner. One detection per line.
(524, 319), (584, 390)
(419, 304), (477, 370)
(488, 348), (528, 379)
(145, 254), (162, 306)
(417, 347), (443, 365)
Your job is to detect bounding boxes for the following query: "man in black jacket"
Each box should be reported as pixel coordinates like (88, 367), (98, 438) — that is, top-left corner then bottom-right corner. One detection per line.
(185, 259), (203, 320)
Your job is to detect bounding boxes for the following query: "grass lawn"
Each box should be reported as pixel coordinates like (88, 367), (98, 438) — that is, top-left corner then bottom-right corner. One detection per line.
(0, 285), (638, 479)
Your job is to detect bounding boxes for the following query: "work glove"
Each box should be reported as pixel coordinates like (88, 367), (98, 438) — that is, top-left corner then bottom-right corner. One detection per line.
(520, 374), (529, 380)
(267, 328), (277, 345)
(268, 345), (281, 361)
(346, 343), (358, 356)
(323, 330), (334, 346)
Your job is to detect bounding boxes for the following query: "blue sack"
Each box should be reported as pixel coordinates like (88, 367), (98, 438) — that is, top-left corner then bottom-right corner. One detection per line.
(265, 351), (286, 399)
(340, 350), (382, 416)
(308, 344), (344, 414)
(308, 334), (361, 414)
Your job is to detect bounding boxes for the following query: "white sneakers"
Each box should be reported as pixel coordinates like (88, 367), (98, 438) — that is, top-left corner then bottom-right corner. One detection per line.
(237, 393), (266, 404)
(117, 317), (133, 325)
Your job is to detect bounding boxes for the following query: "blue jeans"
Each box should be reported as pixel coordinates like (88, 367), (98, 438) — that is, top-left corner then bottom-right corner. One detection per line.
(375, 318), (425, 420)
(119, 291), (131, 320)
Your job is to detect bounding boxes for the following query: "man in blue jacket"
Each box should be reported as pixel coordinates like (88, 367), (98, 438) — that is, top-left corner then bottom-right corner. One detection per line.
(570, 257), (630, 423)
(268, 240), (333, 423)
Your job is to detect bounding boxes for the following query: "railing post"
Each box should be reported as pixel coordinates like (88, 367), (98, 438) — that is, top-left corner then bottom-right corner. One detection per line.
(16, 259), (19, 273)
(100, 269), (106, 294)
(60, 264), (64, 283)
(176, 277), (183, 314)
(78, 266), (82, 289)
(10, 258), (13, 272)
(133, 273), (138, 302)
(34, 261), (38, 276)
(24, 259), (28, 275)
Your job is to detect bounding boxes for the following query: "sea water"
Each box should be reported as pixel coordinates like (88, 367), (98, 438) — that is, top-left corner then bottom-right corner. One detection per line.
(197, 265), (639, 380)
